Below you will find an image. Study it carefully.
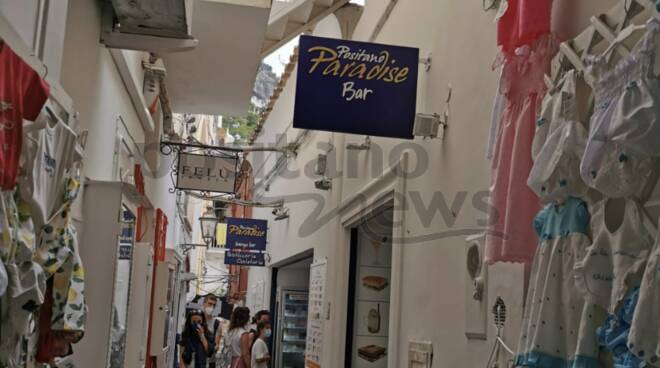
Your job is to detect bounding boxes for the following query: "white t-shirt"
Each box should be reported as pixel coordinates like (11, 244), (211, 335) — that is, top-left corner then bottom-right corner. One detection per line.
(251, 338), (269, 368)
(19, 106), (77, 229)
(206, 317), (220, 337)
(227, 327), (248, 358)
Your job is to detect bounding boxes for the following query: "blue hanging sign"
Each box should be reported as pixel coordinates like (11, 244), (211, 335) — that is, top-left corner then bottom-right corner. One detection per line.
(224, 250), (265, 267)
(225, 217), (268, 252)
(293, 35), (419, 139)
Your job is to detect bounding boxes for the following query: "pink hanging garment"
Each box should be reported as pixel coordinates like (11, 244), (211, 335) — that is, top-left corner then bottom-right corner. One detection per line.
(486, 36), (558, 264)
(497, 0), (553, 53)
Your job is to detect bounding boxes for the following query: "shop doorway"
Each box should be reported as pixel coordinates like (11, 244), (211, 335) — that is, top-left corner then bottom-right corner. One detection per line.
(269, 250), (314, 368)
(345, 207), (394, 368)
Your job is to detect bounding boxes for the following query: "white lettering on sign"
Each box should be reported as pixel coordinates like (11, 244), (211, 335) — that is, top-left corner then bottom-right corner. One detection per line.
(342, 82), (373, 101)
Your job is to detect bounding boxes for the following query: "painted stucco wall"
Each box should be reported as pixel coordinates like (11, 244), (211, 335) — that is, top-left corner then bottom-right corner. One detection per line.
(246, 0), (623, 367)
(59, 0), (183, 247)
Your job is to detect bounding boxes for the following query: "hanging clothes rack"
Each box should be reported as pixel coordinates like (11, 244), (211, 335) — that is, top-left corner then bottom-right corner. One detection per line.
(548, 0), (658, 86)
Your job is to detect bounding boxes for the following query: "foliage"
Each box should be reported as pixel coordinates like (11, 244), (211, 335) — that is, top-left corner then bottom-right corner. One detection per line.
(224, 103), (260, 143)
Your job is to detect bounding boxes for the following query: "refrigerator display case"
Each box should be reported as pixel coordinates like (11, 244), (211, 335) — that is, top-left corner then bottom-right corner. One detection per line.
(275, 289), (309, 368)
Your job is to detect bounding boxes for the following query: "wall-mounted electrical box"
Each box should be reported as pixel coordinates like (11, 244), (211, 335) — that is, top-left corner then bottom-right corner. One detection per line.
(408, 341), (433, 368)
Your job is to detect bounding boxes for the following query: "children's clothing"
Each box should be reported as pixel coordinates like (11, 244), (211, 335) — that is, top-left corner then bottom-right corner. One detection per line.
(596, 288), (644, 368)
(628, 224), (660, 366)
(497, 0), (553, 52)
(516, 198), (604, 368)
(575, 199), (656, 314)
(581, 20), (660, 200)
(528, 70), (589, 203)
(0, 41), (50, 190)
(486, 36), (557, 264)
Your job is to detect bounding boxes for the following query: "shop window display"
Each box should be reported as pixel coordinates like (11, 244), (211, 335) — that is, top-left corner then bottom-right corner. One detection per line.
(348, 209), (393, 368)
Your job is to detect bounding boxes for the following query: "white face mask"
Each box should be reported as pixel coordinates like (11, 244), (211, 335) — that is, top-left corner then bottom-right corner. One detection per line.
(204, 306), (214, 315)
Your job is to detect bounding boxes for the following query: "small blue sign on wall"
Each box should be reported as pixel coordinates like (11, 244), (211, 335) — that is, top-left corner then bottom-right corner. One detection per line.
(225, 217), (268, 252)
(294, 35), (419, 139)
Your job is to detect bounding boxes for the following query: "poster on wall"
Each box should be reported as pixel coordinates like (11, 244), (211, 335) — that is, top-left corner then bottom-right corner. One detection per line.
(176, 152), (238, 193)
(293, 35), (419, 139)
(305, 260), (327, 368)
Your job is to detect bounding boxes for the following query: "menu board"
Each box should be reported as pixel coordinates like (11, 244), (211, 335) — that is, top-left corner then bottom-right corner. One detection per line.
(305, 260), (327, 368)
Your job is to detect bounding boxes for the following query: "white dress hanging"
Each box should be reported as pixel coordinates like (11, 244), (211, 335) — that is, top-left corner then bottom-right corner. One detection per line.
(575, 198), (656, 314)
(516, 197), (604, 368)
(628, 222), (660, 366)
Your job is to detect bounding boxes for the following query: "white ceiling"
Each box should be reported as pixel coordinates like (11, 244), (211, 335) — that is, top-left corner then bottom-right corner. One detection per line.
(162, 0), (271, 116)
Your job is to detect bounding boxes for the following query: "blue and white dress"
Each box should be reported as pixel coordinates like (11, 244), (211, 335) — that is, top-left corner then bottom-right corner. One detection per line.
(516, 197), (604, 368)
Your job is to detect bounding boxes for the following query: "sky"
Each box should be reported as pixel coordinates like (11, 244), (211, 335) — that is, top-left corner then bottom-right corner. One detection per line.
(263, 0), (365, 76)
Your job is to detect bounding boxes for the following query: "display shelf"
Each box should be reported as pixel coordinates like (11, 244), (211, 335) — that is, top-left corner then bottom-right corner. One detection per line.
(284, 313), (308, 318)
(283, 326), (307, 330)
(283, 338), (306, 343)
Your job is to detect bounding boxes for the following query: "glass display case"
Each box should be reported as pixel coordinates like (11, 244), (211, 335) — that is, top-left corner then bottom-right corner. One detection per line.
(276, 289), (309, 368)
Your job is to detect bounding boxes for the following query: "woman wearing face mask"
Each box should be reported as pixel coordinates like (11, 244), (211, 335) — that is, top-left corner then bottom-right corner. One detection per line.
(179, 310), (215, 368)
(251, 321), (271, 368)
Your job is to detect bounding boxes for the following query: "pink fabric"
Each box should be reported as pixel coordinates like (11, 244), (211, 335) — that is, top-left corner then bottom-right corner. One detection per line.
(497, 0), (553, 52)
(486, 35), (557, 265)
(231, 356), (247, 368)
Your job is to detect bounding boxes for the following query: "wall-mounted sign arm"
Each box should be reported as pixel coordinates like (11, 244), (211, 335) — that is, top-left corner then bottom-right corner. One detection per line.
(185, 191), (284, 209)
(160, 140), (296, 156)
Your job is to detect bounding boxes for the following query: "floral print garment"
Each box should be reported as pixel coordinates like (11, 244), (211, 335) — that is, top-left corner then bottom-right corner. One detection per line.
(34, 177), (86, 333)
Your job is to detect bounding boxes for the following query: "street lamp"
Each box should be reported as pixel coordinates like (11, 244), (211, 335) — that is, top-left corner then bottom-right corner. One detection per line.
(199, 206), (218, 247)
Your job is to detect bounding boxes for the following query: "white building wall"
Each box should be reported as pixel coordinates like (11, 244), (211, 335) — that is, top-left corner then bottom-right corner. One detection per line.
(247, 0), (622, 367)
(59, 0), (184, 248)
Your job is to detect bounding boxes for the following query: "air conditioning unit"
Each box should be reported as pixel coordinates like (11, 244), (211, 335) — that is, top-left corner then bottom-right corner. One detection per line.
(101, 0), (198, 53)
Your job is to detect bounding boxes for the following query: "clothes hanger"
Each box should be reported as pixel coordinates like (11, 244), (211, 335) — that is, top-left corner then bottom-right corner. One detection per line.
(559, 42), (586, 72)
(590, 16), (631, 57)
(600, 21), (648, 57)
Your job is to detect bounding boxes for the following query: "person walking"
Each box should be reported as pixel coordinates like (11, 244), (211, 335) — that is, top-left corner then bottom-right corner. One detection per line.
(248, 310), (270, 343)
(201, 295), (222, 368)
(226, 307), (251, 368)
(179, 310), (216, 368)
(250, 321), (271, 368)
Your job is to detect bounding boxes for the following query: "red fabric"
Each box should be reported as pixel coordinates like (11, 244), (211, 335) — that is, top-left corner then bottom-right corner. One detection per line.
(497, 0), (553, 52)
(36, 283), (74, 362)
(0, 42), (49, 190)
(486, 36), (557, 265)
(36, 283), (54, 363)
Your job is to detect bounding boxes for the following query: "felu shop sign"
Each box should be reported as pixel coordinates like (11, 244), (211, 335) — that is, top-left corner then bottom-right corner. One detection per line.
(294, 35), (419, 139)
